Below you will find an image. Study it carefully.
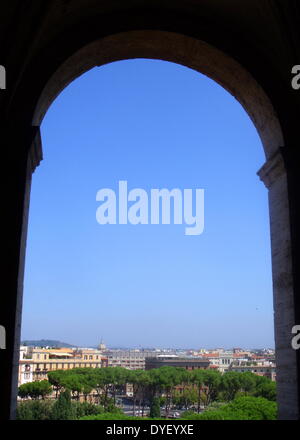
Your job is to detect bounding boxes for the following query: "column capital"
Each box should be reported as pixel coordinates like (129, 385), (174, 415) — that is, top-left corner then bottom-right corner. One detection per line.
(2, 124), (43, 173)
(28, 126), (43, 174)
(257, 148), (286, 189)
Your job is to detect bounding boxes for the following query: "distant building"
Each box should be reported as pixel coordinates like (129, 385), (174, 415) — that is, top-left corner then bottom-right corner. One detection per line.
(145, 356), (210, 370)
(19, 346), (34, 385)
(97, 340), (106, 351)
(232, 348), (244, 353)
(229, 364), (276, 381)
(200, 352), (234, 372)
(18, 346), (108, 386)
(102, 349), (161, 370)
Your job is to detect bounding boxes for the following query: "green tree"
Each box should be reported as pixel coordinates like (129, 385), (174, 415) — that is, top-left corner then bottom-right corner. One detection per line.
(201, 370), (222, 407)
(63, 374), (83, 400)
(16, 400), (53, 420)
(16, 401), (34, 419)
(91, 368), (106, 405)
(127, 369), (141, 416)
(239, 372), (256, 395)
(51, 389), (75, 420)
(253, 379), (276, 401)
(95, 367), (115, 408)
(18, 380), (52, 400)
(38, 380), (53, 399)
(173, 387), (198, 410)
(220, 371), (243, 401)
(190, 369), (205, 413)
(227, 396), (277, 419)
(71, 401), (104, 418)
(181, 396), (277, 420)
(18, 382), (32, 399)
(150, 396), (161, 418)
(153, 367), (183, 417)
(133, 369), (153, 416)
(48, 371), (65, 398)
(174, 369), (197, 410)
(109, 367), (129, 405)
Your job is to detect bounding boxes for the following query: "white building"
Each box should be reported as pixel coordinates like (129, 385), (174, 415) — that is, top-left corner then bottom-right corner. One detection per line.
(18, 346), (33, 385)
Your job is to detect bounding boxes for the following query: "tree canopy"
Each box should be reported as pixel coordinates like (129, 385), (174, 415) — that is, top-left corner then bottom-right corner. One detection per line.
(19, 365), (277, 420)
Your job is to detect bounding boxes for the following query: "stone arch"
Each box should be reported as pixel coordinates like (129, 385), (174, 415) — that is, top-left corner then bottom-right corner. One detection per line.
(32, 30), (284, 161)
(4, 28), (298, 420)
(29, 30), (296, 419)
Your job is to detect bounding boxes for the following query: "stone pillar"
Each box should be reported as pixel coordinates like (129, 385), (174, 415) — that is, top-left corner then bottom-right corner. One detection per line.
(0, 126), (42, 420)
(258, 149), (300, 419)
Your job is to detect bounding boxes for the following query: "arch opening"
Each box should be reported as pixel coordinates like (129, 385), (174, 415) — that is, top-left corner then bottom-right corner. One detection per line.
(32, 30), (284, 160)
(9, 28), (298, 420)
(25, 58), (274, 351)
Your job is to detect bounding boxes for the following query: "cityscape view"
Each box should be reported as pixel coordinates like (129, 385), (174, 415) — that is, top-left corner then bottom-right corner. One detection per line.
(17, 340), (276, 420)
(18, 59), (277, 421)
(2, 0), (300, 426)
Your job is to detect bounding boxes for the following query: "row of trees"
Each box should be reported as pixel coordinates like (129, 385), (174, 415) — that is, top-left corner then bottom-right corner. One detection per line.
(18, 366), (276, 419)
(180, 396), (277, 420)
(17, 390), (116, 420)
(80, 396), (277, 421)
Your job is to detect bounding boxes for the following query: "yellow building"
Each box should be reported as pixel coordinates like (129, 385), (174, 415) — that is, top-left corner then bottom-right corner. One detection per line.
(18, 346), (108, 386)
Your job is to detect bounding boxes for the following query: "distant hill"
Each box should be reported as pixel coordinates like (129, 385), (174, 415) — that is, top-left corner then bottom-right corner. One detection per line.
(21, 339), (76, 348)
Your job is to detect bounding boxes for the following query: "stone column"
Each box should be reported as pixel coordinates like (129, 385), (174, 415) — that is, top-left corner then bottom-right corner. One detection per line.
(258, 149), (299, 419)
(0, 125), (42, 420)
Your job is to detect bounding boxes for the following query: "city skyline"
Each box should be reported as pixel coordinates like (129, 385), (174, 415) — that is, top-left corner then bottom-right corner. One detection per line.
(20, 337), (275, 352)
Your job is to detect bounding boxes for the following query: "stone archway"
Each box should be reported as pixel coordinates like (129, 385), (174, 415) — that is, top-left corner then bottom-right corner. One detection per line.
(3, 27), (299, 420)
(33, 30), (284, 159)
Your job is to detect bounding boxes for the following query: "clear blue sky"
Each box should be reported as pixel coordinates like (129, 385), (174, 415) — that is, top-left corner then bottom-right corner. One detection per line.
(21, 59), (274, 349)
